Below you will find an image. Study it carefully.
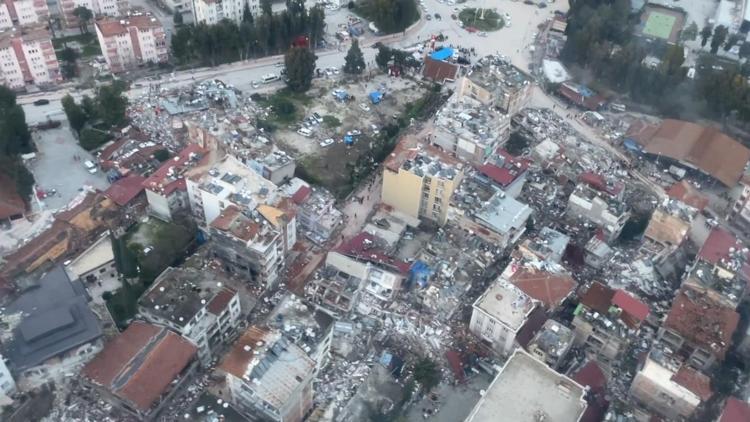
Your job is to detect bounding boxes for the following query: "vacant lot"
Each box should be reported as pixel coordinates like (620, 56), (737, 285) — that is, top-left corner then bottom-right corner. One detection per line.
(273, 75), (428, 198)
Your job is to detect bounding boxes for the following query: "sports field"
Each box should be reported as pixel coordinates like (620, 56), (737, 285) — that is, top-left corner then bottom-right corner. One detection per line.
(642, 12), (676, 39)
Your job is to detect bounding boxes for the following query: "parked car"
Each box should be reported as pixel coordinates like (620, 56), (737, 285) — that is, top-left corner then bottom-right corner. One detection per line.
(297, 127), (313, 137)
(312, 112), (323, 123)
(434, 13), (441, 20)
(320, 138), (334, 147)
(426, 14), (432, 20)
(83, 160), (97, 174)
(33, 99), (49, 106)
(359, 103), (371, 112)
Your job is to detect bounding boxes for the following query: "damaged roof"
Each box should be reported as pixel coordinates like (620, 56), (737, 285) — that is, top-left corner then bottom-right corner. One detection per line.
(671, 366), (713, 402)
(508, 267), (576, 309)
(644, 209), (689, 246)
(104, 175), (146, 206)
(477, 149), (531, 188)
(698, 227), (750, 280)
(719, 397), (750, 422)
(666, 180), (709, 211)
(664, 290), (739, 359)
(611, 290), (649, 327)
(336, 232), (411, 274)
(578, 282), (615, 314)
(82, 322), (197, 413)
(423, 57), (459, 83)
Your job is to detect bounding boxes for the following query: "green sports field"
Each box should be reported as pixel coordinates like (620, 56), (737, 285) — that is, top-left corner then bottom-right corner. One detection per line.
(642, 11), (677, 40)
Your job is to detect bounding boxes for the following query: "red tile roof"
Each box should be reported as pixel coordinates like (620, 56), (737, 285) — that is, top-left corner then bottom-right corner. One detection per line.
(291, 185), (311, 205)
(96, 15), (163, 38)
(143, 144), (207, 196)
(336, 232), (411, 274)
(579, 282), (615, 314)
(666, 180), (708, 211)
(477, 149), (530, 188)
(206, 287), (236, 315)
(719, 397), (750, 422)
(578, 172), (623, 197)
(83, 322), (197, 414)
(0, 172), (25, 220)
(445, 350), (465, 384)
(664, 290), (739, 359)
(671, 366), (713, 401)
(558, 83), (605, 110)
(698, 228), (750, 280)
(423, 57), (459, 82)
(611, 290), (649, 328)
(572, 361), (607, 393)
(104, 175), (146, 206)
(509, 267), (576, 309)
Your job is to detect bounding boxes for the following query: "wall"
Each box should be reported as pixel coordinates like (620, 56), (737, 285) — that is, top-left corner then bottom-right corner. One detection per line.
(469, 308), (515, 356)
(145, 189), (174, 221)
(381, 168), (423, 221)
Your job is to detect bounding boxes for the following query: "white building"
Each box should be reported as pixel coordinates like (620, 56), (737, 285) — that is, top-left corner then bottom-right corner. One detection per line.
(0, 0), (49, 29)
(0, 355), (15, 401)
(0, 26), (60, 89)
(65, 231), (116, 283)
(94, 14), (168, 73)
(192, 0), (259, 25)
(143, 144), (208, 221)
(567, 184), (630, 241)
(59, 0), (125, 28)
(466, 349), (587, 422)
(469, 278), (539, 356)
(137, 267), (242, 365)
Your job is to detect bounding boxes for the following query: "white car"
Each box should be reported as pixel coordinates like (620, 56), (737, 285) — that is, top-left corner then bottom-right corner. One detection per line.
(320, 138), (334, 147)
(371, 124), (380, 134)
(359, 103), (371, 112)
(83, 160), (97, 174)
(297, 127), (313, 137)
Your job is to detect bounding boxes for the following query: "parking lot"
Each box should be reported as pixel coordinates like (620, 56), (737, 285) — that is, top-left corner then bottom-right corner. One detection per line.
(28, 123), (109, 211)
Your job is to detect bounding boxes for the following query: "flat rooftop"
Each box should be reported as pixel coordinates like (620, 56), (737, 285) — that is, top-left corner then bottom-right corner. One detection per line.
(191, 154), (279, 209)
(465, 349), (587, 422)
(474, 278), (535, 332)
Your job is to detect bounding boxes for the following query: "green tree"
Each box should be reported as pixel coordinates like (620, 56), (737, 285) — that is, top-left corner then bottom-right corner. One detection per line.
(173, 10), (184, 25)
(724, 33), (742, 52)
(171, 24), (194, 63)
(413, 358), (440, 392)
(61, 94), (88, 134)
(711, 25), (728, 54)
(243, 2), (254, 23)
(73, 6), (93, 34)
(360, 0), (419, 34)
(343, 39), (365, 74)
(284, 47), (316, 92)
(700, 24), (712, 47)
(96, 82), (128, 127)
(681, 21), (698, 41)
(153, 149), (170, 161)
(260, 0), (273, 16)
(78, 127), (111, 150)
(308, 5), (325, 49)
(375, 44), (392, 70)
(58, 47), (78, 79)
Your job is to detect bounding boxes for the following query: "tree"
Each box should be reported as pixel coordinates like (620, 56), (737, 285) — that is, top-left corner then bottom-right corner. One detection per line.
(78, 127), (110, 150)
(711, 25), (728, 54)
(700, 24), (713, 47)
(260, 0), (273, 17)
(96, 82), (128, 127)
(58, 47), (78, 79)
(308, 5), (325, 49)
(243, 3), (254, 23)
(681, 22), (698, 41)
(284, 47), (316, 92)
(173, 11), (183, 25)
(343, 39), (365, 74)
(360, 0), (419, 34)
(73, 6), (93, 34)
(62, 95), (88, 134)
(153, 149), (170, 161)
(724, 33), (742, 52)
(376, 44), (391, 70)
(413, 358), (440, 392)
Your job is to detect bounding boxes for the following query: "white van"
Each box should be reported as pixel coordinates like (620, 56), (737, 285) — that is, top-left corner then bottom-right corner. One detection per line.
(297, 127), (313, 137)
(83, 160), (97, 174)
(261, 73), (280, 83)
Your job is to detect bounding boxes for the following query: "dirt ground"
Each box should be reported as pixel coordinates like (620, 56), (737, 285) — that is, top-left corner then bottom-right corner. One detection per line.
(275, 74), (427, 198)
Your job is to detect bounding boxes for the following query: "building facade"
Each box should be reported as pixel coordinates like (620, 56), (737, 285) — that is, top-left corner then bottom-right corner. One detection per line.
(58, 0), (125, 28)
(0, 0), (49, 29)
(95, 15), (168, 73)
(192, 0), (259, 25)
(0, 26), (60, 89)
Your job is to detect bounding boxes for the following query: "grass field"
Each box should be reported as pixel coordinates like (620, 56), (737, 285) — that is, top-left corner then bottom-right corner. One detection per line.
(642, 11), (676, 40)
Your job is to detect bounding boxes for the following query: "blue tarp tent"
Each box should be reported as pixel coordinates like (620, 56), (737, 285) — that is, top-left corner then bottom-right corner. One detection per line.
(369, 91), (383, 104)
(409, 260), (432, 288)
(333, 89), (349, 101)
(344, 135), (354, 145)
(430, 47), (454, 61)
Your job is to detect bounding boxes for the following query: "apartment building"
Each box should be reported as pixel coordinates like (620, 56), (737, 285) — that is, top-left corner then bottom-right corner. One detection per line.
(59, 0), (125, 28)
(137, 267), (242, 365)
(0, 355), (15, 400)
(382, 148), (464, 226)
(0, 0), (49, 29)
(469, 278), (539, 356)
(454, 59), (532, 115)
(219, 327), (315, 422)
(143, 144), (209, 221)
(567, 184), (630, 241)
(95, 14), (168, 73)
(0, 26), (60, 89)
(193, 0), (259, 25)
(209, 205), (284, 290)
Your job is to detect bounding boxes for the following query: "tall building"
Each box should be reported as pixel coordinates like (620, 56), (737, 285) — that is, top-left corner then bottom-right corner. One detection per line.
(218, 326), (315, 422)
(0, 25), (60, 89)
(192, 0), (259, 25)
(58, 0), (125, 28)
(0, 0), (49, 29)
(143, 144), (210, 221)
(382, 148), (463, 226)
(94, 14), (168, 73)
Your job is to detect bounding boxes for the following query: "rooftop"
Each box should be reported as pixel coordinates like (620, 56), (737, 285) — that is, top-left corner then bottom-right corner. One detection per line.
(398, 150), (460, 180)
(528, 319), (574, 360)
(104, 175), (146, 206)
(0, 266), (102, 372)
(666, 180), (709, 211)
(570, 184), (628, 216)
(0, 25), (52, 48)
(65, 232), (114, 279)
(465, 349), (587, 422)
(473, 278), (536, 332)
(518, 227), (571, 262)
(138, 267), (237, 328)
(335, 232), (411, 274)
(577, 171), (624, 197)
(719, 397), (750, 422)
(697, 227), (750, 280)
(190, 154), (279, 211)
(474, 190), (533, 236)
(422, 57), (459, 82)
(218, 327), (315, 409)
(507, 264), (576, 309)
(435, 96), (508, 148)
(143, 144), (210, 196)
(644, 208), (689, 246)
(82, 322), (197, 413)
(96, 14), (163, 38)
(210, 205), (279, 246)
(266, 294), (334, 357)
(664, 289), (739, 358)
(465, 55), (532, 100)
(477, 149), (531, 188)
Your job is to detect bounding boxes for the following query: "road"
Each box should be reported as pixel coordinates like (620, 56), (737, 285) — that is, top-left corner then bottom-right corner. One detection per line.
(21, 0), (564, 124)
